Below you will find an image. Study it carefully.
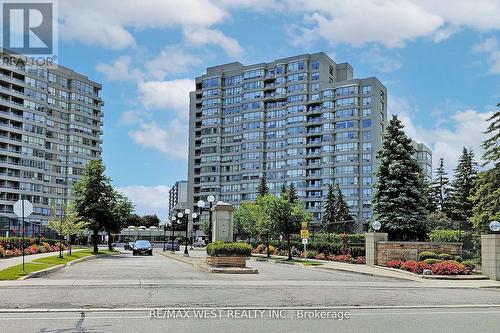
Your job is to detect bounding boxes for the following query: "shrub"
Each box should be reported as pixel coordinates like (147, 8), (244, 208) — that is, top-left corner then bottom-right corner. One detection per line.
(306, 250), (318, 259)
(354, 256), (366, 264)
(423, 258), (442, 265)
(428, 229), (462, 242)
(400, 260), (430, 274)
(255, 244), (266, 253)
(431, 261), (469, 275)
(334, 254), (351, 262)
(387, 260), (403, 268)
(462, 260), (476, 271)
(0, 245), (4, 257)
(418, 251), (438, 261)
(438, 253), (453, 261)
(206, 242), (252, 257)
(315, 253), (326, 260)
(453, 256), (463, 262)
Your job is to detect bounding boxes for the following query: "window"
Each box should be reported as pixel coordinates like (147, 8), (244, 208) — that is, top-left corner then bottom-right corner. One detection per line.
(336, 97), (358, 107)
(311, 83), (320, 91)
(287, 61), (306, 72)
(362, 131), (371, 140)
(362, 153), (371, 162)
(362, 97), (372, 106)
(311, 72), (320, 80)
(362, 177), (372, 185)
(202, 77), (221, 88)
(362, 142), (372, 151)
(311, 60), (320, 70)
(335, 121), (357, 129)
(362, 108), (372, 117)
(362, 85), (372, 94)
(335, 109), (357, 118)
(287, 73), (307, 82)
(243, 69), (264, 79)
(336, 85), (358, 96)
(362, 119), (372, 128)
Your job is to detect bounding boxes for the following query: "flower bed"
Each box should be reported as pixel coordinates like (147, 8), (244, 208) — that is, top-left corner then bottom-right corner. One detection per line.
(0, 237), (66, 258)
(385, 259), (470, 275)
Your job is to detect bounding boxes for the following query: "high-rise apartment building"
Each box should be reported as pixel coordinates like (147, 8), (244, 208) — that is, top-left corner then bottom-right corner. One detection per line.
(188, 52), (429, 232)
(0, 50), (103, 236)
(168, 180), (188, 218)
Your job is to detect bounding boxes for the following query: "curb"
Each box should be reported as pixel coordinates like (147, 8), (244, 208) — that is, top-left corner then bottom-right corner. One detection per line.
(18, 252), (118, 280)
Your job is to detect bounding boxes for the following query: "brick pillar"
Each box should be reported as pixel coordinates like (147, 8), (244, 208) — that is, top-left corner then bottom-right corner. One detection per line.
(481, 234), (500, 281)
(366, 232), (388, 266)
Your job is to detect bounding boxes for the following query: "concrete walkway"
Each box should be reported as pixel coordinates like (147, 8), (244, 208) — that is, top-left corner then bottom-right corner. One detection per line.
(0, 248), (84, 271)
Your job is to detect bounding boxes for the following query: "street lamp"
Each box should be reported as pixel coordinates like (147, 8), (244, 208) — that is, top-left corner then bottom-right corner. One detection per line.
(183, 209), (191, 256)
(148, 226), (157, 243)
(197, 195), (216, 244)
(489, 220), (500, 232)
(372, 221), (381, 231)
(162, 222), (167, 251)
(191, 212), (198, 250)
(170, 216), (178, 253)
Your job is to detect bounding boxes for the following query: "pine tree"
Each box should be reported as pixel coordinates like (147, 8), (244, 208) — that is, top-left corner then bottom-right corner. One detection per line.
(334, 184), (355, 233)
(446, 147), (477, 230)
(432, 158), (450, 212)
(288, 183), (299, 204)
(471, 108), (500, 232)
(372, 115), (428, 240)
(257, 175), (269, 197)
(280, 183), (288, 196)
(321, 184), (337, 232)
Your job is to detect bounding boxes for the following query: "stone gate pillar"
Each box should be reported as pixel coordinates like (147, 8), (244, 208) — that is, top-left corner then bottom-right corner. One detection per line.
(481, 234), (500, 281)
(212, 201), (234, 242)
(366, 232), (388, 266)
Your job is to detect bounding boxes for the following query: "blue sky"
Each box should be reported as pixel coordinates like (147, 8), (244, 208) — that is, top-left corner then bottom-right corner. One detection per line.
(54, 0), (500, 219)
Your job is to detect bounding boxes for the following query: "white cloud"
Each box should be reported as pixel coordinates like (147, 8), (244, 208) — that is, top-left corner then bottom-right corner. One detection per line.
(473, 36), (500, 74)
(183, 27), (243, 57)
(59, 0), (242, 56)
(390, 96), (493, 175)
(96, 56), (143, 81)
(129, 120), (189, 159)
(145, 47), (203, 80)
(286, 0), (500, 48)
(137, 79), (193, 118)
(360, 47), (402, 73)
(117, 185), (170, 220)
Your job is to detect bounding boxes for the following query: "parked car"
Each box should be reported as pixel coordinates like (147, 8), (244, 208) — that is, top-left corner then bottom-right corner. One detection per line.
(165, 240), (180, 251)
(124, 242), (134, 250)
(132, 240), (153, 256)
(193, 240), (206, 248)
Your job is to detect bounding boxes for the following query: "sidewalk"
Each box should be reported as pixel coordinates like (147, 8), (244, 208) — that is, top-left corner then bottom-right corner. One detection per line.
(0, 248), (84, 271)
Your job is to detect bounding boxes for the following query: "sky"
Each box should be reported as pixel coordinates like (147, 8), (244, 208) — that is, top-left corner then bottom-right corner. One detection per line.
(52, 0), (500, 220)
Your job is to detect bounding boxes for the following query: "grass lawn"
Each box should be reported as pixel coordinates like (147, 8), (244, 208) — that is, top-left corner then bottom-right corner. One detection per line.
(0, 249), (117, 280)
(274, 258), (324, 266)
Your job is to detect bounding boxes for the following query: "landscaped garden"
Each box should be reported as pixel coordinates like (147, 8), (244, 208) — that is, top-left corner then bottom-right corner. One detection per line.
(0, 237), (67, 258)
(386, 251), (477, 275)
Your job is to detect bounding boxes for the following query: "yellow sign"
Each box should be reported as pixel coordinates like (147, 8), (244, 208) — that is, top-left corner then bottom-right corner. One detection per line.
(300, 230), (309, 239)
(301, 222), (308, 229)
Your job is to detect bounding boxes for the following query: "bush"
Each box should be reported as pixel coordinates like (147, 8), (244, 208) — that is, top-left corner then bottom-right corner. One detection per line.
(354, 256), (366, 264)
(428, 229), (462, 242)
(431, 261), (469, 275)
(400, 260), (430, 274)
(306, 250), (318, 259)
(418, 251), (438, 261)
(315, 253), (326, 260)
(462, 260), (476, 271)
(206, 242), (252, 257)
(334, 254), (351, 262)
(438, 253), (453, 260)
(423, 258), (442, 265)
(454, 255), (463, 262)
(387, 260), (404, 268)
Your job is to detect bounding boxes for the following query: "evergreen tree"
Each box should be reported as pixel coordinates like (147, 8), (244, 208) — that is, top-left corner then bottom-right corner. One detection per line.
(72, 160), (115, 253)
(280, 183), (288, 196)
(446, 147), (477, 230)
(372, 115), (428, 240)
(471, 108), (500, 232)
(321, 184), (337, 233)
(333, 184), (355, 233)
(431, 158), (450, 212)
(257, 175), (269, 197)
(288, 183), (299, 204)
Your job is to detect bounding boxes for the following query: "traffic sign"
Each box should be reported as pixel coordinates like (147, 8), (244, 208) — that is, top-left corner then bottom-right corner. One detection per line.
(300, 229), (309, 239)
(302, 238), (308, 245)
(301, 222), (308, 229)
(13, 200), (33, 218)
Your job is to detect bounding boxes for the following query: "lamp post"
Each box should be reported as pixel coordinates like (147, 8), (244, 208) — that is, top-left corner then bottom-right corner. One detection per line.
(170, 216), (177, 253)
(490, 220), (500, 233)
(191, 212), (198, 250)
(162, 222), (167, 251)
(197, 195), (215, 244)
(183, 209), (191, 256)
(372, 221), (381, 232)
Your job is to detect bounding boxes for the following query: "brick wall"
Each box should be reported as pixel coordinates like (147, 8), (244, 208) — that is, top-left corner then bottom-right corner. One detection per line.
(206, 256), (247, 267)
(376, 241), (462, 265)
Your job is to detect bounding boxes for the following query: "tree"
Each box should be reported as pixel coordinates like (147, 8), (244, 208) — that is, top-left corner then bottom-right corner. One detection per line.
(372, 115), (428, 240)
(104, 191), (134, 250)
(333, 185), (355, 233)
(427, 211), (455, 231)
(267, 196), (311, 260)
(446, 148), (478, 231)
(471, 109), (500, 232)
(234, 202), (259, 242)
(431, 158), (450, 212)
(257, 175), (269, 197)
(140, 215), (161, 228)
(257, 195), (276, 257)
(280, 183), (288, 196)
(124, 214), (142, 227)
(287, 183), (299, 204)
(72, 160), (115, 254)
(321, 184), (337, 233)
(48, 203), (89, 256)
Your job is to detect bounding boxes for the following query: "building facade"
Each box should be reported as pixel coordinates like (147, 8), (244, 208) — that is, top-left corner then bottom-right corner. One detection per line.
(188, 52), (430, 232)
(0, 50), (103, 237)
(168, 180), (188, 218)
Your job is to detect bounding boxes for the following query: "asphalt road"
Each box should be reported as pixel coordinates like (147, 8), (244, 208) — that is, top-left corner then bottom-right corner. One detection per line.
(1, 249), (500, 332)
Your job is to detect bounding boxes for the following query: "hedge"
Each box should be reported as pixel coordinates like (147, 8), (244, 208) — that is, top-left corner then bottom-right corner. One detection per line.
(207, 242), (252, 257)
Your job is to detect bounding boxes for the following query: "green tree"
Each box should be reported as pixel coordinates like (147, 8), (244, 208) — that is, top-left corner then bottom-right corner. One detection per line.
(321, 184), (337, 233)
(257, 195), (276, 257)
(471, 109), (500, 232)
(333, 184), (355, 233)
(124, 214), (142, 227)
(104, 191), (134, 250)
(48, 203), (89, 256)
(280, 183), (288, 196)
(234, 202), (259, 242)
(257, 175), (269, 197)
(372, 115), (428, 240)
(427, 211), (455, 231)
(140, 215), (161, 228)
(72, 160), (115, 254)
(287, 183), (299, 204)
(432, 158), (450, 212)
(446, 147), (478, 230)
